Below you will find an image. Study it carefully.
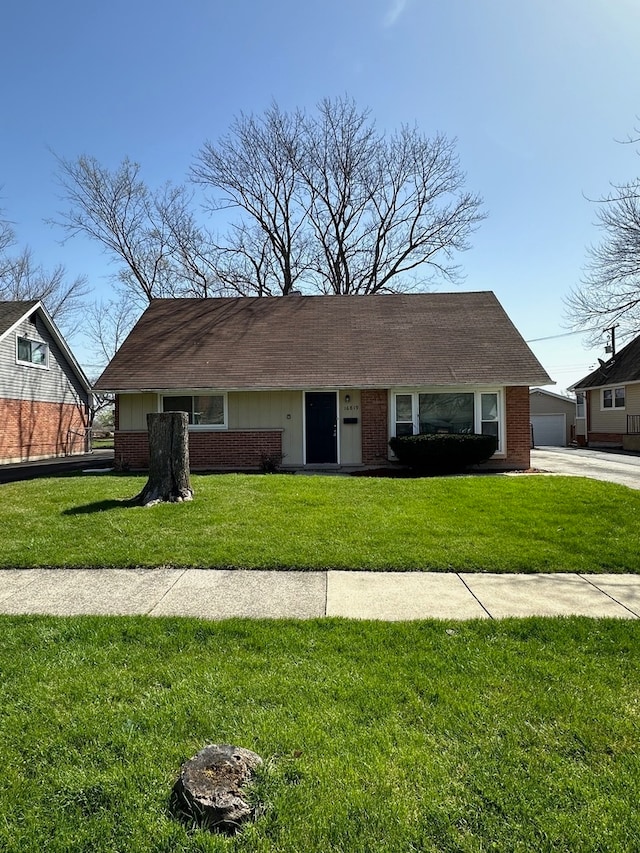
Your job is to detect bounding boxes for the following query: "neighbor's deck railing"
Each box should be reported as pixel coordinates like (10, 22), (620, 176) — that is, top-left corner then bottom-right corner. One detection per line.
(627, 415), (640, 435)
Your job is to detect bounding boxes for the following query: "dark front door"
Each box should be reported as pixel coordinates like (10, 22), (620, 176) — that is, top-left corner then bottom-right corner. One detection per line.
(305, 392), (338, 464)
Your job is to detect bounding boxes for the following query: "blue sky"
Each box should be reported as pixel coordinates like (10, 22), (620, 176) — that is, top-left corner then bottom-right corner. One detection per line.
(2, 0), (639, 389)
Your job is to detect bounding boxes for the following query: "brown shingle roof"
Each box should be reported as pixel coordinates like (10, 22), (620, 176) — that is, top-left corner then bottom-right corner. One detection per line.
(0, 300), (39, 338)
(94, 292), (552, 392)
(571, 334), (640, 390)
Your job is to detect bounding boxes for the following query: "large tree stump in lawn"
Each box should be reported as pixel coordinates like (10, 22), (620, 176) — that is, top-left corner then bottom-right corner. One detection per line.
(171, 744), (263, 835)
(135, 412), (194, 507)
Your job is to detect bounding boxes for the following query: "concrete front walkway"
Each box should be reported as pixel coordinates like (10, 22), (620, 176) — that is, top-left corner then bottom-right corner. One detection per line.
(0, 569), (639, 620)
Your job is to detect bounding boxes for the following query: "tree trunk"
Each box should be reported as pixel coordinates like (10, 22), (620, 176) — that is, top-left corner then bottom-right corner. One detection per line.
(135, 412), (194, 506)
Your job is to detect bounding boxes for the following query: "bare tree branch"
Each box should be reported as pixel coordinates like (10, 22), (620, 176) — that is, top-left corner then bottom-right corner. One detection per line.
(51, 154), (226, 310)
(0, 201), (15, 258)
(192, 104), (311, 294)
(0, 204), (89, 336)
(52, 154), (173, 306)
(567, 171), (640, 345)
(153, 184), (227, 298)
(85, 294), (139, 366)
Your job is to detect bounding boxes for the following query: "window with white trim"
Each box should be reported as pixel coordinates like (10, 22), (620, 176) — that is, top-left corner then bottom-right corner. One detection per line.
(162, 394), (226, 427)
(480, 393), (500, 442)
(393, 390), (503, 453)
(576, 392), (585, 419)
(16, 336), (48, 367)
(602, 387), (625, 410)
(394, 394), (414, 436)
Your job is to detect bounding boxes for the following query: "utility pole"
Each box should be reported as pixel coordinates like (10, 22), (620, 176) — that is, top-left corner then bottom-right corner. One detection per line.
(604, 324), (618, 357)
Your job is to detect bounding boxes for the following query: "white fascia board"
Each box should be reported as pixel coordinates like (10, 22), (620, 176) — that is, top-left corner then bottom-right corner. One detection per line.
(0, 301), (40, 344)
(35, 303), (93, 393)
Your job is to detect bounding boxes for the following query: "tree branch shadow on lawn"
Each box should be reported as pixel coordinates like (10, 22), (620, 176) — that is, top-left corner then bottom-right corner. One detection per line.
(62, 497), (139, 516)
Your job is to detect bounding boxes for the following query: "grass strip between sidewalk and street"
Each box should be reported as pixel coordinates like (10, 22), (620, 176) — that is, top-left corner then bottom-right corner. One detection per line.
(0, 615), (638, 852)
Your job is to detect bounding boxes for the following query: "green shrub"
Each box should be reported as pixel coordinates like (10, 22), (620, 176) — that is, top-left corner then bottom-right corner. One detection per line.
(389, 433), (498, 473)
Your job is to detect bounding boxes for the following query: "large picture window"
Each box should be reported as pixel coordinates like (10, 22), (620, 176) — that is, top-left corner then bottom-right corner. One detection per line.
(17, 336), (48, 367)
(393, 390), (502, 452)
(419, 392), (474, 434)
(162, 394), (226, 427)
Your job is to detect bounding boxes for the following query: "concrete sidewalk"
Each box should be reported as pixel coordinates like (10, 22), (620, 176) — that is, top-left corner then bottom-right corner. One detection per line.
(0, 568), (639, 620)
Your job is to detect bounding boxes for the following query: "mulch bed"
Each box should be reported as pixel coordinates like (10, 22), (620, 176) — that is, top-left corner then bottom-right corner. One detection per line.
(349, 467), (541, 479)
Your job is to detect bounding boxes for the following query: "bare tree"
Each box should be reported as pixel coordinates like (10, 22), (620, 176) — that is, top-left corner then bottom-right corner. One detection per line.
(567, 152), (640, 344)
(51, 100), (483, 306)
(0, 205), (88, 335)
(192, 97), (485, 295)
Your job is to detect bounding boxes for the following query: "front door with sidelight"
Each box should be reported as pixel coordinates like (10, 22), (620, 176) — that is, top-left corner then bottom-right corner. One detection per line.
(305, 392), (338, 464)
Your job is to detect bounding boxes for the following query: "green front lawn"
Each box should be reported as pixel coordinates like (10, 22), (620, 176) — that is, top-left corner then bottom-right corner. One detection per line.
(91, 437), (115, 449)
(1, 472), (639, 572)
(1, 616), (639, 852)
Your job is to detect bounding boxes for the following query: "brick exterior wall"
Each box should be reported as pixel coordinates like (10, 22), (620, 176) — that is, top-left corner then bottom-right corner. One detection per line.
(113, 386), (532, 470)
(0, 398), (89, 463)
(115, 429), (283, 471)
(360, 389), (389, 465)
(504, 385), (531, 468)
(586, 432), (623, 446)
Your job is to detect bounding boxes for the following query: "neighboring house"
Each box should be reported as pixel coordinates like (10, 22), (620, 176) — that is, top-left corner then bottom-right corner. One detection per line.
(0, 300), (92, 463)
(570, 334), (640, 450)
(529, 388), (577, 447)
(93, 292), (552, 471)
(574, 389), (587, 446)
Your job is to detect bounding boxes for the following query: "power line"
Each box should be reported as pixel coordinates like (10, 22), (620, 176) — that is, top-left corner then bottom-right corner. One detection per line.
(526, 329), (594, 343)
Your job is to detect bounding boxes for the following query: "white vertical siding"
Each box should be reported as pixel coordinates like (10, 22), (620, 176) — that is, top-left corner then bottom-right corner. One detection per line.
(228, 391), (304, 465)
(338, 389), (362, 465)
(118, 393), (159, 429)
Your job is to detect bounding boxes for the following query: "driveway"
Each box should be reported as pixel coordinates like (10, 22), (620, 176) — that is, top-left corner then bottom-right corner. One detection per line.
(0, 450), (114, 483)
(531, 446), (640, 489)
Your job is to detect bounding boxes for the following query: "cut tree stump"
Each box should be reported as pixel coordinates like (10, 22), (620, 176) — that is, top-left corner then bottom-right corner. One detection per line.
(135, 411), (194, 507)
(171, 744), (263, 834)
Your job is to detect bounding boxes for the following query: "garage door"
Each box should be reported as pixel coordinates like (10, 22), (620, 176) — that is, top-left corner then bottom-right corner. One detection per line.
(531, 414), (566, 447)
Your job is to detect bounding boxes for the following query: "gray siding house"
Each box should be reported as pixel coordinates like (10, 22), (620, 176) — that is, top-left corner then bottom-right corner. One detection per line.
(0, 300), (92, 463)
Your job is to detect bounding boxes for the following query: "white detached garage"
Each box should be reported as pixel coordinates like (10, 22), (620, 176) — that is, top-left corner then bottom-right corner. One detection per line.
(529, 389), (577, 447)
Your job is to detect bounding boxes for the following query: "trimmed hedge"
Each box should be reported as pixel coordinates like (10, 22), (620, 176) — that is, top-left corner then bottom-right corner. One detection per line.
(389, 433), (498, 473)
